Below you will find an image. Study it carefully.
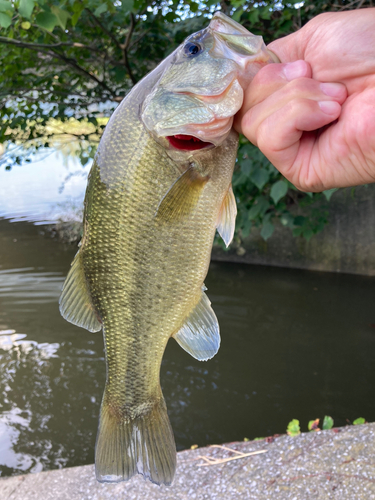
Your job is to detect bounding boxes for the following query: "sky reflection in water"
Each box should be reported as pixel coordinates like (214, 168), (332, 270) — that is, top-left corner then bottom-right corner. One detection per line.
(0, 149), (90, 224)
(0, 154), (375, 477)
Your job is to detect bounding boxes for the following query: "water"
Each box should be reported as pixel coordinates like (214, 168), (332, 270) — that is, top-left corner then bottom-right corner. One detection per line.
(1, 217), (375, 478)
(0, 149), (90, 224)
(1, 153), (375, 478)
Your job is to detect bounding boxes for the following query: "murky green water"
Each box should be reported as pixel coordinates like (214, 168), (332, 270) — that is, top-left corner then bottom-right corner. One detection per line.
(1, 217), (375, 477)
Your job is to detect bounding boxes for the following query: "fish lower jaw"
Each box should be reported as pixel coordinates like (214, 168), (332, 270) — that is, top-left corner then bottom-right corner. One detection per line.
(164, 117), (234, 152)
(166, 134), (213, 151)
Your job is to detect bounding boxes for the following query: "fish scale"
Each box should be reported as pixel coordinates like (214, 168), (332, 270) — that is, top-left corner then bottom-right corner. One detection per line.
(59, 11), (277, 486)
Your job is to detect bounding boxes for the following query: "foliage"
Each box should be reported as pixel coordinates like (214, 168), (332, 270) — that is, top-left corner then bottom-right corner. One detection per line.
(286, 418), (300, 436)
(307, 416), (335, 431)
(0, 0), (371, 239)
(286, 415), (368, 437)
(308, 418), (320, 431)
(322, 415), (334, 430)
(228, 138), (333, 246)
(353, 417), (366, 425)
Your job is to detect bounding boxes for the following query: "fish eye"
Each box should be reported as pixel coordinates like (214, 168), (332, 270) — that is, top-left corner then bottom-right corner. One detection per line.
(183, 42), (202, 57)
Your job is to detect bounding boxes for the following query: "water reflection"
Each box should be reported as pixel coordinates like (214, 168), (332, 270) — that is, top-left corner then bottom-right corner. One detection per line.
(0, 218), (375, 477)
(0, 150), (89, 224)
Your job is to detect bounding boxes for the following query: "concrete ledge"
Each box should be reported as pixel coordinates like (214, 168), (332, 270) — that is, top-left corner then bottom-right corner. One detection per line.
(212, 184), (375, 276)
(1, 423), (375, 499)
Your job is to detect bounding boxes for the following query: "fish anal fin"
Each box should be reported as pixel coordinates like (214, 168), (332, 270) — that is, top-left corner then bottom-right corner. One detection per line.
(217, 184), (237, 247)
(155, 166), (209, 223)
(95, 395), (176, 485)
(173, 291), (220, 361)
(59, 251), (101, 333)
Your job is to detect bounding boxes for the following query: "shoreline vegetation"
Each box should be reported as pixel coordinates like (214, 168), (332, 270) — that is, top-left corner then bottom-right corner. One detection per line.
(2, 2), (372, 248)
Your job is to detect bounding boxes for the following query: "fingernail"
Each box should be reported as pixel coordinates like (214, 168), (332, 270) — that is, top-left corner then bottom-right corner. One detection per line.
(283, 61), (308, 81)
(318, 101), (341, 115)
(320, 83), (344, 97)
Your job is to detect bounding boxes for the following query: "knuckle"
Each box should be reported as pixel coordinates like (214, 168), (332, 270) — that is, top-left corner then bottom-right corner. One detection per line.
(252, 62), (284, 86)
(286, 77), (316, 97)
(285, 96), (316, 115)
(241, 111), (258, 144)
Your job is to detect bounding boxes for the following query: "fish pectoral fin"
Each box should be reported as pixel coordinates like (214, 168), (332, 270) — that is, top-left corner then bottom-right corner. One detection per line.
(173, 291), (220, 361)
(216, 184), (237, 247)
(59, 250), (102, 333)
(155, 166), (209, 222)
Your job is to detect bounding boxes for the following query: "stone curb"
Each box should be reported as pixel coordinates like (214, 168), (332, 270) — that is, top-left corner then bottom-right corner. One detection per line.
(1, 423), (375, 499)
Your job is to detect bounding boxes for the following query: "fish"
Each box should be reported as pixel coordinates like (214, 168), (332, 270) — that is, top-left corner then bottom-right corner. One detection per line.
(59, 12), (277, 486)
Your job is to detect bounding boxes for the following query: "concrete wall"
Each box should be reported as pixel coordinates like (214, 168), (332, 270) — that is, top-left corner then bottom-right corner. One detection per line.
(212, 184), (375, 276)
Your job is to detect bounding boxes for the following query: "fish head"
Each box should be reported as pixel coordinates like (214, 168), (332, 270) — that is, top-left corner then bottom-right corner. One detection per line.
(141, 12), (278, 157)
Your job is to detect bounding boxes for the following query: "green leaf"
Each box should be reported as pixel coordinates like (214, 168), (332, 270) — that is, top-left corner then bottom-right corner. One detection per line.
(287, 419), (300, 437)
(18, 0), (34, 18)
(0, 12), (11, 27)
(189, 1), (199, 13)
(270, 179), (288, 204)
(322, 415), (334, 430)
(121, 0), (134, 12)
(294, 215), (306, 226)
(35, 12), (58, 31)
(302, 227), (314, 241)
(232, 172), (247, 187)
(50, 6), (70, 30)
(240, 158), (252, 177)
(94, 3), (108, 16)
(241, 218), (252, 238)
(231, 0), (247, 7)
(247, 9), (259, 24)
(260, 221), (274, 241)
(165, 11), (177, 22)
(250, 167), (269, 190)
(353, 417), (365, 425)
(71, 4), (83, 26)
(248, 204), (261, 220)
(323, 188), (338, 201)
(260, 5), (272, 20)
(257, 196), (270, 216)
(0, 0), (12, 13)
(113, 66), (127, 82)
(308, 418), (320, 431)
(232, 8), (243, 22)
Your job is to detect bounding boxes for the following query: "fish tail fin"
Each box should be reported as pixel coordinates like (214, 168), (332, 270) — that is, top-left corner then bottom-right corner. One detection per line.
(95, 395), (176, 486)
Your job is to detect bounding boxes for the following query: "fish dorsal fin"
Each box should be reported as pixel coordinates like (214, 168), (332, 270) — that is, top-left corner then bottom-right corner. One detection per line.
(59, 251), (102, 333)
(155, 166), (209, 222)
(216, 184), (237, 247)
(173, 291), (220, 361)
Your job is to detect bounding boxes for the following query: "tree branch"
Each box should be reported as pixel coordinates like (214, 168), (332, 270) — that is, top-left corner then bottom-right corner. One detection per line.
(85, 7), (123, 51)
(0, 36), (102, 52)
(121, 13), (137, 85)
(0, 35), (115, 97)
(129, 27), (152, 50)
(52, 48), (115, 96)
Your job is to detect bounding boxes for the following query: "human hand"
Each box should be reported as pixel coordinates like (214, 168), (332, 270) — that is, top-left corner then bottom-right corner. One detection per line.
(235, 9), (375, 191)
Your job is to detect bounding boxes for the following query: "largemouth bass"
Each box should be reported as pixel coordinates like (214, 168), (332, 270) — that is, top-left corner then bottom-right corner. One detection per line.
(59, 12), (276, 486)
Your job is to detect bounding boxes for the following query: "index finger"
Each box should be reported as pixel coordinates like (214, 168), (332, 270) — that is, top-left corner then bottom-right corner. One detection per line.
(235, 60), (312, 134)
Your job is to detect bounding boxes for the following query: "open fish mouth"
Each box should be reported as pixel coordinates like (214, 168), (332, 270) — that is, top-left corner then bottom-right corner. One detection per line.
(166, 134), (213, 151)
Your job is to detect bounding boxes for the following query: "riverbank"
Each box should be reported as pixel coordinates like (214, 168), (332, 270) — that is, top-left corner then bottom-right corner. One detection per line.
(50, 184), (375, 276)
(1, 423), (375, 499)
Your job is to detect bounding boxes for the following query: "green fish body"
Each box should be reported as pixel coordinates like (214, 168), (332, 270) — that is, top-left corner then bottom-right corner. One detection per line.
(59, 12), (276, 486)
